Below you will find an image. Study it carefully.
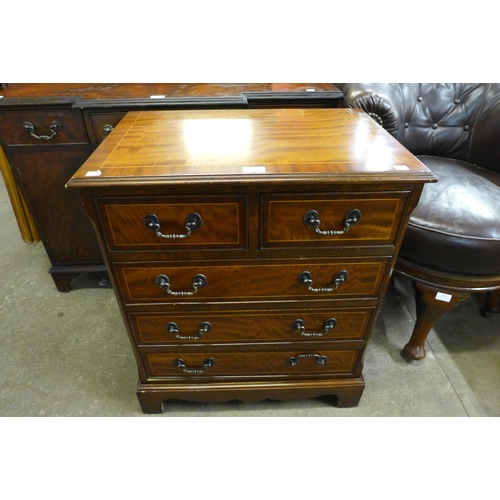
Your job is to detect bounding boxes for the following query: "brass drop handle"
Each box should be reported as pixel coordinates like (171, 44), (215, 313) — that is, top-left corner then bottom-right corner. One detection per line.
(166, 321), (212, 340)
(144, 213), (202, 239)
(174, 358), (215, 373)
(298, 270), (348, 293)
(304, 208), (361, 236)
(156, 274), (207, 296)
(292, 318), (337, 337)
(23, 120), (62, 140)
(287, 353), (328, 366)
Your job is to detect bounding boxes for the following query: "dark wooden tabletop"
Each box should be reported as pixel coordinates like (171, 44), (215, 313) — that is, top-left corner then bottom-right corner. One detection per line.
(0, 83), (339, 100)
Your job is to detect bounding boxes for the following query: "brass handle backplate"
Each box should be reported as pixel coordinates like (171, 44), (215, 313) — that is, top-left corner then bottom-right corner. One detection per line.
(166, 321), (212, 340)
(298, 270), (348, 293)
(156, 274), (207, 296)
(287, 353), (328, 366)
(174, 358), (215, 373)
(103, 124), (114, 135)
(304, 208), (361, 236)
(23, 120), (62, 140)
(292, 318), (337, 337)
(144, 213), (202, 240)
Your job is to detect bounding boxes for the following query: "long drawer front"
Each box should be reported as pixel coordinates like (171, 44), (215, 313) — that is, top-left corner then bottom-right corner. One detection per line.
(115, 258), (390, 304)
(141, 348), (362, 379)
(129, 307), (376, 345)
(0, 109), (89, 145)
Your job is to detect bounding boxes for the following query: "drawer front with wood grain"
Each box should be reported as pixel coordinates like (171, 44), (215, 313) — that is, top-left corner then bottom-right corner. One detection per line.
(96, 196), (247, 252)
(141, 348), (361, 379)
(129, 307), (376, 345)
(0, 109), (89, 145)
(115, 258), (389, 304)
(261, 192), (409, 248)
(89, 112), (126, 145)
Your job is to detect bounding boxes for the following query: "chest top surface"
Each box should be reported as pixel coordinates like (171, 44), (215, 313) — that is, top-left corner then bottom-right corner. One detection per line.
(67, 108), (435, 189)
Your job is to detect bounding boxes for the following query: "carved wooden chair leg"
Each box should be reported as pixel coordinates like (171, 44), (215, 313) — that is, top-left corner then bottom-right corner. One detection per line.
(402, 282), (471, 360)
(481, 288), (500, 317)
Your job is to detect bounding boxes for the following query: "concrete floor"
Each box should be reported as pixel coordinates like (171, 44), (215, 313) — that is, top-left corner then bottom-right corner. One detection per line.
(1, 176), (500, 417)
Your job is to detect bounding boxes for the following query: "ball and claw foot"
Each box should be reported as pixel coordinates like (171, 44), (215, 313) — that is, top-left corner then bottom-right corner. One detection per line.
(401, 343), (426, 361)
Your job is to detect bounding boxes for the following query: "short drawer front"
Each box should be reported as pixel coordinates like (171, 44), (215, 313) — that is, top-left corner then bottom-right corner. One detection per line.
(89, 112), (126, 145)
(96, 196), (247, 251)
(0, 109), (89, 145)
(141, 348), (361, 379)
(261, 192), (409, 248)
(129, 307), (376, 345)
(115, 258), (389, 304)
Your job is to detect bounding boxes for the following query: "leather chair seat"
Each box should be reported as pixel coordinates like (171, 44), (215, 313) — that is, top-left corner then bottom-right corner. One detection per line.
(400, 156), (500, 276)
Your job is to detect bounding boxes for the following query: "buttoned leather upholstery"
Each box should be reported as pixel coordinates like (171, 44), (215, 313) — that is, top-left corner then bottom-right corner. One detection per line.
(336, 83), (500, 278)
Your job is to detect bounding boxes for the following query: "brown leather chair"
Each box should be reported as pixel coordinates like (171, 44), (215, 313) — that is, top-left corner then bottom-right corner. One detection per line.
(336, 83), (500, 360)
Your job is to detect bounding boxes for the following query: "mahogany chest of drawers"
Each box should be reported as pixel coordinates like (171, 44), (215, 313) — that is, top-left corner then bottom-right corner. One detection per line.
(67, 108), (435, 413)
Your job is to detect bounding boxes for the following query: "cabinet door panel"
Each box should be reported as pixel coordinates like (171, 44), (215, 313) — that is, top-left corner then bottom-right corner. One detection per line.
(10, 148), (103, 264)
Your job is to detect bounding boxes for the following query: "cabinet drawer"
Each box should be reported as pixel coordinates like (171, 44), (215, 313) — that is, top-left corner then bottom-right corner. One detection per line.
(129, 307), (376, 345)
(96, 196), (247, 252)
(0, 109), (89, 145)
(261, 192), (409, 248)
(89, 112), (126, 145)
(115, 258), (389, 304)
(141, 348), (361, 379)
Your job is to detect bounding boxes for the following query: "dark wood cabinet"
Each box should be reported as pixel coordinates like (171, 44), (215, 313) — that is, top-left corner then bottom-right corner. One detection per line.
(67, 108), (435, 413)
(0, 84), (343, 291)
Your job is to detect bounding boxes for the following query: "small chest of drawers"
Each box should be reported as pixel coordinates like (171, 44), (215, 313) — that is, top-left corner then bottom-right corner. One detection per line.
(67, 108), (435, 413)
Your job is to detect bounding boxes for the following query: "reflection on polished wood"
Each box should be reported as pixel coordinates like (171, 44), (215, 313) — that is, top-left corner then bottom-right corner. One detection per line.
(69, 108), (432, 186)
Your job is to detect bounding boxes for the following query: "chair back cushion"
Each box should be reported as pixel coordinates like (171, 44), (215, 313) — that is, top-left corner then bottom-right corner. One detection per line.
(468, 83), (500, 174)
(398, 83), (488, 160)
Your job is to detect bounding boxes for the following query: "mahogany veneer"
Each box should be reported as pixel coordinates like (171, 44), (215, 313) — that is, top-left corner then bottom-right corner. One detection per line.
(67, 108), (435, 413)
